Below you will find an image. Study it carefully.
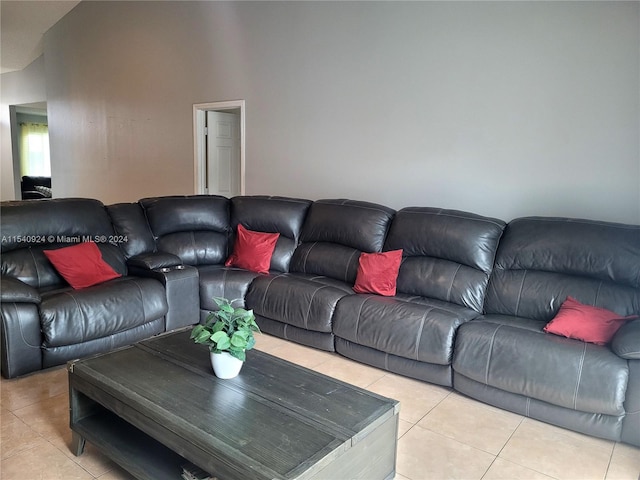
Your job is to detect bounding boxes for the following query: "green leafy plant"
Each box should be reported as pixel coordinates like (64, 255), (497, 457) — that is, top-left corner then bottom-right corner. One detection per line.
(190, 297), (261, 361)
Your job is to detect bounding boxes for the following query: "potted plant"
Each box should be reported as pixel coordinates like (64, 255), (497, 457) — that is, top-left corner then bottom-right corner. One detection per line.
(190, 297), (261, 379)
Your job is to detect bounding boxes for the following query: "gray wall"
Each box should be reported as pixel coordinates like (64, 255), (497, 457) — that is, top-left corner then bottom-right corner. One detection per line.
(42, 1), (639, 223)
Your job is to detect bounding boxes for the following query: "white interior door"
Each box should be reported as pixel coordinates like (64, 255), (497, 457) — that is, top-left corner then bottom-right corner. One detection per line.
(206, 111), (241, 197)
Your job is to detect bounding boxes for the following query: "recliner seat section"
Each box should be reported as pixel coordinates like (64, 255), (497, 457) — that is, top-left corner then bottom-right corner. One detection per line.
(198, 196), (312, 314)
(136, 195), (233, 320)
(245, 199), (396, 352)
(107, 201), (200, 332)
(1, 198), (168, 378)
(452, 217), (640, 446)
(39, 277), (167, 368)
(334, 207), (506, 386)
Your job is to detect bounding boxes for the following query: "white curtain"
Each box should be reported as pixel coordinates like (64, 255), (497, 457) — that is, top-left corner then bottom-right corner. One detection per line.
(20, 122), (51, 176)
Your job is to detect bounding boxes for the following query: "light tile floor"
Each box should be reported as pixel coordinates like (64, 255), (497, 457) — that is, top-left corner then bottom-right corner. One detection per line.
(2, 333), (639, 480)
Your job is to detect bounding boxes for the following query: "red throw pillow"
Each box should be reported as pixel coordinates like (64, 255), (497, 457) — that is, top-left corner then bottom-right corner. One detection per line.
(353, 249), (403, 296)
(44, 242), (121, 289)
(225, 224), (280, 274)
(543, 296), (638, 345)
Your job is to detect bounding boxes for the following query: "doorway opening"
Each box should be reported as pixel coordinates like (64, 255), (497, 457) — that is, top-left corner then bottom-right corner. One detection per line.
(9, 102), (52, 200)
(193, 100), (245, 196)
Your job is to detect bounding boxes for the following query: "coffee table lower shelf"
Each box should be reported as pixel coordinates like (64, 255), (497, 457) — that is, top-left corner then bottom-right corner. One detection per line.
(72, 407), (191, 480)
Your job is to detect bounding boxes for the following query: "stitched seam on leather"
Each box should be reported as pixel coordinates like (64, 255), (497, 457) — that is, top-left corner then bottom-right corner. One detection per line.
(283, 323), (288, 340)
(447, 264), (461, 303)
(403, 209), (506, 229)
(222, 269), (228, 300)
(12, 302), (40, 348)
(345, 249), (359, 282)
(61, 291), (84, 344)
(413, 309), (430, 361)
(304, 286), (329, 329)
(130, 279), (146, 323)
(323, 200), (391, 216)
(28, 249), (42, 289)
(302, 242), (316, 273)
(514, 271), (527, 317)
(573, 342), (587, 410)
(594, 281), (603, 305)
(189, 231), (196, 265)
(484, 324), (503, 385)
(353, 297), (369, 344)
(259, 274), (281, 312)
(525, 397), (531, 417)
(384, 352), (389, 371)
(5, 305), (14, 373)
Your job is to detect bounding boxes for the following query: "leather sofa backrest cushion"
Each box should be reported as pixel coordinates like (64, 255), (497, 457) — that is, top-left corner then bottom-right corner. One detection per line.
(140, 195), (230, 266)
(106, 202), (157, 259)
(298, 200), (395, 252)
(2, 244), (127, 290)
(384, 207), (506, 312)
(230, 196), (312, 272)
(1, 198), (114, 253)
(0, 198), (124, 289)
(485, 217), (640, 321)
(290, 199), (395, 282)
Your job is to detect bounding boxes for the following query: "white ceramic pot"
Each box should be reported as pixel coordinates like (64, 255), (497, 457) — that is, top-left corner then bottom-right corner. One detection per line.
(210, 351), (244, 379)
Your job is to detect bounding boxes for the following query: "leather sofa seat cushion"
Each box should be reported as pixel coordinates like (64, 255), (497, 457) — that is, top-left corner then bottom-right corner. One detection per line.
(39, 277), (168, 348)
(42, 319), (165, 370)
(453, 317), (629, 416)
(334, 294), (479, 365)
(198, 265), (262, 310)
(245, 273), (353, 333)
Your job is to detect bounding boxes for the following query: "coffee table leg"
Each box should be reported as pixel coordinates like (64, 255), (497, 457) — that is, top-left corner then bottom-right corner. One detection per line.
(72, 431), (86, 456)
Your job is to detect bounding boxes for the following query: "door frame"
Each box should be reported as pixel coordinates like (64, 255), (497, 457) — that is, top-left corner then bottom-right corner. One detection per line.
(193, 100), (245, 195)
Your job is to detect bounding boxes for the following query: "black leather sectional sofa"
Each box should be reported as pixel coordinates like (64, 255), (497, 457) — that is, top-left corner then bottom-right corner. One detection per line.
(1, 195), (639, 448)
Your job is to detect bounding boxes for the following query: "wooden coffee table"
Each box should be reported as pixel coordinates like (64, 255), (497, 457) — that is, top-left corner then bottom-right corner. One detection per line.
(68, 329), (399, 480)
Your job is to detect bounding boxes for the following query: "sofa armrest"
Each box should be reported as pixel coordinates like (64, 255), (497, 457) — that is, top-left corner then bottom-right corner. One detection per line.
(127, 252), (183, 271)
(128, 265), (200, 332)
(1, 301), (43, 378)
(611, 318), (640, 360)
(1, 276), (41, 304)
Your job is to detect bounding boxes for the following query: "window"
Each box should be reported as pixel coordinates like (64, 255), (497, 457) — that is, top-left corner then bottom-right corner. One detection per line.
(20, 122), (51, 176)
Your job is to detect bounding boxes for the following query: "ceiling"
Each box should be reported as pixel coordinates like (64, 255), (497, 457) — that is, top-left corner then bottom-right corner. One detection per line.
(1, 0), (81, 74)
